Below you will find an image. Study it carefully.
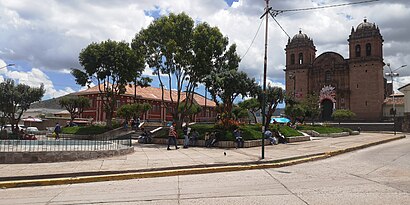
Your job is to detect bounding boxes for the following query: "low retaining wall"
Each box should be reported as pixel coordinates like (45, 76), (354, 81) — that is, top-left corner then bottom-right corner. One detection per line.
(151, 136), (311, 148)
(0, 147), (134, 164)
(302, 130), (351, 138)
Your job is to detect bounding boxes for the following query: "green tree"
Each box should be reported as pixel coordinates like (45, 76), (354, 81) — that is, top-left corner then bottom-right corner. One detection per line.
(232, 105), (249, 121)
(207, 67), (257, 125)
(117, 103), (152, 122)
(59, 96), (91, 125)
(300, 93), (320, 125)
(132, 13), (229, 128)
(284, 104), (305, 125)
(238, 98), (260, 123)
(0, 79), (45, 133)
(71, 40), (147, 129)
(332, 109), (356, 124)
(258, 85), (285, 128)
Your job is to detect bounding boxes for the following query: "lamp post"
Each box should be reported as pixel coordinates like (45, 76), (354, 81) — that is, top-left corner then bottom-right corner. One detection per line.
(385, 63), (407, 135)
(0, 63), (15, 69)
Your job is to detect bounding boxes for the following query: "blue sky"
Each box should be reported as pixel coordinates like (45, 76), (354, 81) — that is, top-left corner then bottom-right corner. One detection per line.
(1, 0), (409, 101)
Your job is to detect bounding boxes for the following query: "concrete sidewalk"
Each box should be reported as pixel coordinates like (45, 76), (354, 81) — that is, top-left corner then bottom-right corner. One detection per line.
(0, 132), (405, 182)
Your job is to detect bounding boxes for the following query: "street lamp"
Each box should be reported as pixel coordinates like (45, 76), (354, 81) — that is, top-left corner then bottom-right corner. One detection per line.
(0, 63), (15, 69)
(385, 63), (407, 135)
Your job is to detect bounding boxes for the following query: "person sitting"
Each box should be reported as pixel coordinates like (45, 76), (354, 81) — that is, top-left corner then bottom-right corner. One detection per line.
(189, 130), (199, 146)
(139, 128), (152, 144)
(204, 132), (212, 147)
(209, 132), (218, 147)
(233, 128), (244, 148)
(264, 129), (277, 145)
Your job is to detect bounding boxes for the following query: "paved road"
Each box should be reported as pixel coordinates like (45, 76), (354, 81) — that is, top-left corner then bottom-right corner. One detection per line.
(1, 135), (409, 204)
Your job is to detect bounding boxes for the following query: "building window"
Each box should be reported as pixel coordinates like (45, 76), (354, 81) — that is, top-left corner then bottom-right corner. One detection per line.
(298, 53), (303, 64)
(290, 54), (295, 65)
(325, 70), (331, 83)
(355, 44), (361, 57)
(366, 43), (371, 56)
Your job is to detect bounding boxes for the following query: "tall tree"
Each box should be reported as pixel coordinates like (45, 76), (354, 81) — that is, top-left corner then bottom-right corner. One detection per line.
(0, 79), (45, 133)
(258, 85), (285, 128)
(132, 13), (229, 128)
(59, 96), (91, 125)
(71, 40), (147, 128)
(132, 13), (193, 127)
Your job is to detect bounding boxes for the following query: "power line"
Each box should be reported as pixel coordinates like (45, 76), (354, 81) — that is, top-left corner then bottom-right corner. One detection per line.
(270, 15), (291, 39)
(241, 18), (264, 60)
(271, 0), (380, 17)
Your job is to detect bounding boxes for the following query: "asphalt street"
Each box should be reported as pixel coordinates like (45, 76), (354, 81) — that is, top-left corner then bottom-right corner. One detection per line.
(1, 135), (409, 205)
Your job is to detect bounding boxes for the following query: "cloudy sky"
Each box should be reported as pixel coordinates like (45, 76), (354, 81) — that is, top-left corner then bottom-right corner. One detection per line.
(0, 0), (409, 100)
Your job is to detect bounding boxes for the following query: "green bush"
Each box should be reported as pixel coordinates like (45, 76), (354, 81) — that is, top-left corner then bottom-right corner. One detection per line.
(62, 125), (111, 135)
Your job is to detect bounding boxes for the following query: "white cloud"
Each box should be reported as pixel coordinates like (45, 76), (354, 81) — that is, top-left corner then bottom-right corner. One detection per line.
(0, 0), (409, 96)
(2, 66), (75, 99)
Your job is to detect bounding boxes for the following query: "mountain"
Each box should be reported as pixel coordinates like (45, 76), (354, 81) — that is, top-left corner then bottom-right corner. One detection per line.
(30, 95), (67, 109)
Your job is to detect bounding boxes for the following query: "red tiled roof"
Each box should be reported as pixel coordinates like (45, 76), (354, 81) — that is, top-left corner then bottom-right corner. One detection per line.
(383, 96), (404, 105)
(74, 84), (216, 107)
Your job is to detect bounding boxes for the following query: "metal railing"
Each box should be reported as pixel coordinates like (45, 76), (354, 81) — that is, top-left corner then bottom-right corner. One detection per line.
(0, 134), (132, 152)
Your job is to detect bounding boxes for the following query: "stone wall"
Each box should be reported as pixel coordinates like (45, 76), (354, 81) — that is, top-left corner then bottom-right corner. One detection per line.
(151, 136), (311, 148)
(0, 147), (134, 164)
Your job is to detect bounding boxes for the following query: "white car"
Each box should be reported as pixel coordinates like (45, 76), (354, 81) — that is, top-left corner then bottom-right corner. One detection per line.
(26, 127), (39, 134)
(2, 124), (26, 133)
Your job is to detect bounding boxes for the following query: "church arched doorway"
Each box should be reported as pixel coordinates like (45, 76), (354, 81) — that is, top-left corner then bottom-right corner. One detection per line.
(321, 99), (333, 121)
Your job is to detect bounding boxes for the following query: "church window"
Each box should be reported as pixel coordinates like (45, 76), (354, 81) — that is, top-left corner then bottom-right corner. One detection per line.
(366, 43), (371, 56)
(290, 54), (295, 65)
(325, 71), (331, 83)
(355, 45), (361, 57)
(298, 53), (303, 64)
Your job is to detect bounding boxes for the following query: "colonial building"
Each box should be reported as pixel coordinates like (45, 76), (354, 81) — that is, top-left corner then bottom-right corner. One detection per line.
(285, 19), (385, 121)
(73, 85), (217, 123)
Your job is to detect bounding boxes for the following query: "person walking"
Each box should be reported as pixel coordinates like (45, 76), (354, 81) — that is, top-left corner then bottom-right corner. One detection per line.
(167, 122), (179, 150)
(54, 122), (61, 140)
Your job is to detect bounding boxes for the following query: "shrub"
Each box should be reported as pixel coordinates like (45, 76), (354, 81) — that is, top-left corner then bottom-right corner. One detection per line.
(62, 125), (111, 135)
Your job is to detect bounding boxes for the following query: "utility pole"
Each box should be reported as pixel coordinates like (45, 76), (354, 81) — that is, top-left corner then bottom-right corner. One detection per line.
(260, 0), (272, 160)
(385, 63), (407, 135)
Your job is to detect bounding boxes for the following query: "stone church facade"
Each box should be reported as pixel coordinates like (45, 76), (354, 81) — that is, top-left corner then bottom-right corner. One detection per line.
(285, 19), (385, 121)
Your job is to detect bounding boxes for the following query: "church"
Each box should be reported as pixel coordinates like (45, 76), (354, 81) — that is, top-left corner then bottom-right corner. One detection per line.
(284, 19), (385, 121)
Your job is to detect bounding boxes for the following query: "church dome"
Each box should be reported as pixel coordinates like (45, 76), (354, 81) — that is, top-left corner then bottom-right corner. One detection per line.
(356, 19), (376, 31)
(292, 30), (309, 41)
(287, 30), (315, 49)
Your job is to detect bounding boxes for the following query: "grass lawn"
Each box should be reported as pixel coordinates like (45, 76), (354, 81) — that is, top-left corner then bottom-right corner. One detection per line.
(297, 125), (352, 134)
(189, 123), (303, 140)
(278, 126), (303, 137)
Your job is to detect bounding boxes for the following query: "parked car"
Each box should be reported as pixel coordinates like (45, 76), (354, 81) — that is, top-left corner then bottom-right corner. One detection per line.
(2, 124), (26, 133)
(26, 127), (40, 134)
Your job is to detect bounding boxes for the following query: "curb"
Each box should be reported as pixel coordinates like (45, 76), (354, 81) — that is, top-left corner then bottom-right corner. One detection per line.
(0, 135), (405, 189)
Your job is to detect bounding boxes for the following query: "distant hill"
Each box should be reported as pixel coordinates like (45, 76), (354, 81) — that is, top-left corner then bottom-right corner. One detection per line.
(30, 95), (67, 109)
